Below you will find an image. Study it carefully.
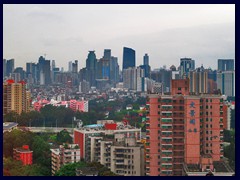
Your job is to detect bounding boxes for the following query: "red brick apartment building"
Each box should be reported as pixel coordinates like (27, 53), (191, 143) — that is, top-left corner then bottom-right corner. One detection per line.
(145, 79), (231, 176)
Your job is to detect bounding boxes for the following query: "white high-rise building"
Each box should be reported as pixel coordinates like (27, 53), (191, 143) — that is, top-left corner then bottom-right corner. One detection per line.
(123, 67), (144, 92)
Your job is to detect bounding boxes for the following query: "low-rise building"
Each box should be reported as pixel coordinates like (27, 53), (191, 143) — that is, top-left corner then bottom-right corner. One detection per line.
(13, 145), (33, 165)
(183, 158), (234, 176)
(74, 121), (144, 176)
(50, 144), (81, 175)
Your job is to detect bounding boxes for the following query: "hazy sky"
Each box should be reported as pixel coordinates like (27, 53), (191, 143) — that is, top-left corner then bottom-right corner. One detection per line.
(3, 4), (235, 71)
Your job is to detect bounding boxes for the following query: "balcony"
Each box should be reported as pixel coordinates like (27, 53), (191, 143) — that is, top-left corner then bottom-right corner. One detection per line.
(173, 164), (182, 169)
(115, 161), (124, 165)
(174, 152), (184, 157)
(173, 120), (184, 124)
(174, 139), (184, 144)
(161, 125), (173, 130)
(161, 145), (173, 150)
(161, 157), (172, 162)
(173, 127), (184, 131)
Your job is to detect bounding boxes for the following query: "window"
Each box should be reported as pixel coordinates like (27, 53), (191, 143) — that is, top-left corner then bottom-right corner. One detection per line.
(178, 87), (181, 90)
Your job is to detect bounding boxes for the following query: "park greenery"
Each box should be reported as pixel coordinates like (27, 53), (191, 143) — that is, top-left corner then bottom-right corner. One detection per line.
(54, 161), (117, 176)
(3, 129), (74, 176)
(3, 97), (147, 129)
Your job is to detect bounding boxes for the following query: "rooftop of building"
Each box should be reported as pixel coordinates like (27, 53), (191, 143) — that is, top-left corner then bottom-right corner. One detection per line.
(213, 161), (234, 173)
(148, 93), (223, 98)
(14, 145), (32, 153)
(184, 161), (234, 173)
(51, 144), (80, 153)
(75, 121), (141, 133)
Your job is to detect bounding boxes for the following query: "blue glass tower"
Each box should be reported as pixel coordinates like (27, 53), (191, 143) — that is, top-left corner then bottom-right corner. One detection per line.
(122, 47), (135, 70)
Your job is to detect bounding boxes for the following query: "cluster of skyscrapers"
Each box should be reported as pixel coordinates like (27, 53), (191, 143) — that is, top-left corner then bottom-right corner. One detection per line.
(3, 48), (235, 97)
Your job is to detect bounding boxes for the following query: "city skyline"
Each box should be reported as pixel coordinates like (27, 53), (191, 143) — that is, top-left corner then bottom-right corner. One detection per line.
(3, 4), (235, 70)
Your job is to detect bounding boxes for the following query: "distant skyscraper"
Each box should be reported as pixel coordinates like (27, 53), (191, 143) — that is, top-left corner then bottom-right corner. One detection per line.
(52, 60), (56, 70)
(140, 53), (151, 78)
(86, 51), (97, 86)
(37, 56), (51, 85)
(189, 66), (208, 94)
(151, 69), (172, 92)
(97, 58), (110, 80)
(86, 51), (97, 71)
(160, 69), (172, 92)
(52, 67), (60, 83)
(103, 49), (111, 60)
(11, 73), (21, 82)
(6, 59), (15, 77)
(218, 59), (234, 71)
(179, 58), (195, 78)
(217, 71), (235, 96)
(26, 62), (38, 84)
(79, 80), (90, 93)
(122, 47), (135, 70)
(208, 69), (217, 82)
(72, 60), (78, 73)
(170, 65), (177, 71)
(68, 61), (72, 72)
(143, 53), (149, 65)
(13, 67), (25, 81)
(110, 56), (120, 84)
(123, 67), (144, 91)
